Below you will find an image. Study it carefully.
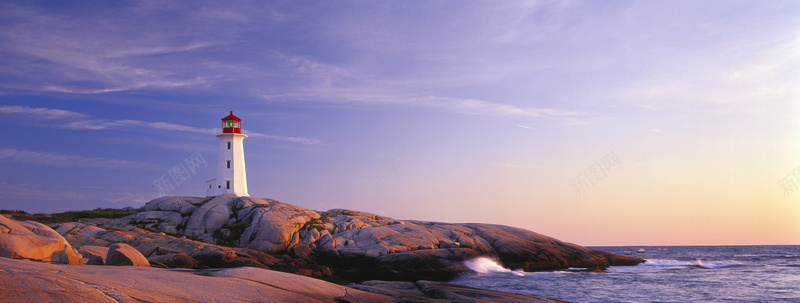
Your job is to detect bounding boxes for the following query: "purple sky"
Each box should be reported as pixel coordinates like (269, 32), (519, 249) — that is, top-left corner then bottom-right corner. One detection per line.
(0, 1), (798, 245)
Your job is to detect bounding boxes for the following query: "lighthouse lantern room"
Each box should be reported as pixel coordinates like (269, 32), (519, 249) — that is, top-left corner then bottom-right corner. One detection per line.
(206, 111), (249, 197)
(221, 112), (242, 133)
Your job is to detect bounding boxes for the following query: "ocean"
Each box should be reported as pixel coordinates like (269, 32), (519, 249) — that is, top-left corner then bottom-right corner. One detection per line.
(452, 245), (800, 302)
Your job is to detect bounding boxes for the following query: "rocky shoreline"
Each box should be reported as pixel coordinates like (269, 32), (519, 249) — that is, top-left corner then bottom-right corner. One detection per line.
(1, 195), (644, 301)
(0, 257), (568, 302)
(120, 195), (643, 282)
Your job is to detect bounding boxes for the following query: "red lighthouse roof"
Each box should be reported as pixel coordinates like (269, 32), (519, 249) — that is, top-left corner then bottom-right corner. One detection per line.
(221, 111), (241, 122)
(221, 111), (243, 133)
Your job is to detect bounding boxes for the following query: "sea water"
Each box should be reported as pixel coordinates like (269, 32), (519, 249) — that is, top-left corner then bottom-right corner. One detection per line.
(452, 245), (800, 302)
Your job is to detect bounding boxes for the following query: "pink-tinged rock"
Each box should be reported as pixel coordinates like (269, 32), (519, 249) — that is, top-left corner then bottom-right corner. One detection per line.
(0, 215), (82, 264)
(143, 195), (205, 213)
(147, 253), (197, 268)
(241, 200), (320, 253)
(184, 195), (235, 237)
(0, 257), (395, 303)
(106, 243), (150, 267)
(113, 195), (645, 282)
(77, 245), (109, 263)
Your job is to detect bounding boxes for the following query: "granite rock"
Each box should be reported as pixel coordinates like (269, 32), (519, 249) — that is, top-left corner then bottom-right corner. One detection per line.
(0, 257), (558, 303)
(0, 215), (82, 264)
(78, 195), (644, 281)
(106, 243), (150, 267)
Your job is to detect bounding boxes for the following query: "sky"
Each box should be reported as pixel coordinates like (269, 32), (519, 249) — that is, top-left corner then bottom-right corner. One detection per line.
(0, 0), (798, 246)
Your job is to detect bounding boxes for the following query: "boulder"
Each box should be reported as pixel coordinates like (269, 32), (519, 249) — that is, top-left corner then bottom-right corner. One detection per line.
(106, 243), (150, 266)
(0, 215), (82, 264)
(148, 253), (197, 268)
(185, 196), (237, 238)
(53, 219), (326, 276)
(239, 199), (320, 253)
(77, 245), (109, 263)
(291, 244), (312, 259)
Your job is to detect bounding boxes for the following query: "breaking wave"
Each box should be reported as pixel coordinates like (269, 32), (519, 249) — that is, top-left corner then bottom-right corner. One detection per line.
(463, 257), (525, 276)
(643, 259), (746, 269)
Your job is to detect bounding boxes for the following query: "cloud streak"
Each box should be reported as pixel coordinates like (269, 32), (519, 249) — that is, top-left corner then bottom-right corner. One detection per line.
(261, 91), (591, 121)
(0, 182), (90, 201)
(0, 105), (320, 144)
(0, 105), (88, 120)
(0, 2), (230, 95)
(0, 148), (143, 169)
(1, 1), (795, 126)
(0, 182), (156, 208)
(0, 2), (595, 123)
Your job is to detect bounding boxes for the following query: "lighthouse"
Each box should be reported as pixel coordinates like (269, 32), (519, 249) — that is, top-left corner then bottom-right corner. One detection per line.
(206, 111), (249, 197)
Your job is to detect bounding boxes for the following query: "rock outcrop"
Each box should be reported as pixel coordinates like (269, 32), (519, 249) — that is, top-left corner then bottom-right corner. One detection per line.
(0, 197), (636, 302)
(54, 218), (335, 279)
(0, 257), (560, 302)
(106, 243), (150, 266)
(0, 215), (81, 264)
(77, 245), (108, 264)
(110, 195), (643, 281)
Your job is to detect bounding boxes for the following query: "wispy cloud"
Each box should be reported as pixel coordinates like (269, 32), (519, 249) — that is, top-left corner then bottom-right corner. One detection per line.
(262, 91), (591, 121)
(0, 2), (593, 123)
(0, 104), (88, 119)
(0, 3), (228, 95)
(0, 182), (155, 207)
(109, 137), (215, 153)
(248, 133), (321, 145)
(0, 105), (321, 144)
(419, 96), (587, 118)
(104, 42), (219, 59)
(0, 182), (90, 201)
(2, 1), (793, 125)
(0, 148), (144, 169)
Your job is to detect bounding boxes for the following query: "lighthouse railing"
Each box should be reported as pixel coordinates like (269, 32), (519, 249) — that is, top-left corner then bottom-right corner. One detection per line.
(217, 129), (246, 135)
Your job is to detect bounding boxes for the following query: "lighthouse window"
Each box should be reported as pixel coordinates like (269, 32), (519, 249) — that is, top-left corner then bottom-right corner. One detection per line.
(227, 160), (231, 168)
(227, 142), (231, 150)
(226, 181), (230, 189)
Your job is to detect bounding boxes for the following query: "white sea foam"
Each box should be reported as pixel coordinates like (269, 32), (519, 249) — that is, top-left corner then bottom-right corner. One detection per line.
(463, 257), (525, 276)
(694, 259), (746, 269)
(643, 258), (745, 269)
(643, 259), (695, 266)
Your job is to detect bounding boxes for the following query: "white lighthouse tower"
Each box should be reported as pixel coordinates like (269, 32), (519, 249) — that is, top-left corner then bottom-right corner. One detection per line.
(206, 111), (249, 197)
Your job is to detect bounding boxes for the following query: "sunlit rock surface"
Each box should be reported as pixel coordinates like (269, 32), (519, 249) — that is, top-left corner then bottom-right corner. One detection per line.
(0, 257), (561, 302)
(105, 243), (150, 266)
(0, 215), (81, 264)
(109, 195), (643, 281)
